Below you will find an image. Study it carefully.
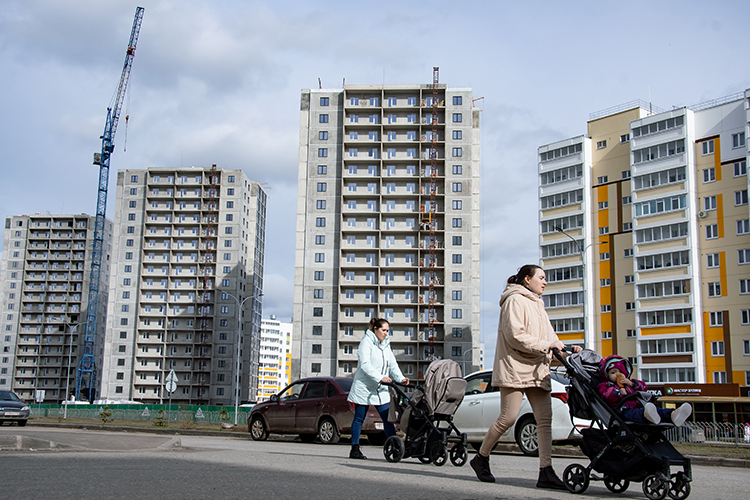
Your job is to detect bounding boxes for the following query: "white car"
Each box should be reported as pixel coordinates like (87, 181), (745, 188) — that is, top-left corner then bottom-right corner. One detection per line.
(451, 369), (589, 455)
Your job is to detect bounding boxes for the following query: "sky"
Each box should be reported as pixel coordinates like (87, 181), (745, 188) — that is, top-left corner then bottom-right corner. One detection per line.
(1, 0), (749, 364)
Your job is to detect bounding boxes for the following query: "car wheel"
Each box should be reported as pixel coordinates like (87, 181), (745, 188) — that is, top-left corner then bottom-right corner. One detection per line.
(366, 433), (386, 446)
(317, 417), (340, 444)
(249, 415), (268, 441)
(515, 415), (539, 456)
(17, 420), (28, 427)
(299, 433), (316, 443)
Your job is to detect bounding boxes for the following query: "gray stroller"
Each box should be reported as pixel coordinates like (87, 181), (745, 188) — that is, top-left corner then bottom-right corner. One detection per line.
(382, 359), (469, 466)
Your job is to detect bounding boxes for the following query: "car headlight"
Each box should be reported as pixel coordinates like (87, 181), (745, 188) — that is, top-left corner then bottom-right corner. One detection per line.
(21, 406), (30, 411)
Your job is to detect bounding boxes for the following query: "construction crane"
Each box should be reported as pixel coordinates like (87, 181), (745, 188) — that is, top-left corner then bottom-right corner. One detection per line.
(76, 6), (144, 401)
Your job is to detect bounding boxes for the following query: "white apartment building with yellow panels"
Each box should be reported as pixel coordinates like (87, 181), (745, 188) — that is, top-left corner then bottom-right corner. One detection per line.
(540, 89), (750, 387)
(257, 316), (292, 402)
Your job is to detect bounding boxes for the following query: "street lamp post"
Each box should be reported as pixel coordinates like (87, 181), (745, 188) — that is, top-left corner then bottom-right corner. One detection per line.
(462, 346), (479, 376)
(224, 291), (262, 426)
(554, 226), (596, 350)
(62, 321), (84, 419)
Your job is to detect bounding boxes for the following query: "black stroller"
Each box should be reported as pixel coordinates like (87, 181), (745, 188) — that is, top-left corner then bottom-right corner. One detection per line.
(382, 359), (469, 467)
(553, 348), (692, 499)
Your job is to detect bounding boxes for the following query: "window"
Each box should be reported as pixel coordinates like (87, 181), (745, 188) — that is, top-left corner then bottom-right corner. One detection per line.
(452, 165), (462, 175)
(621, 135), (630, 143)
(317, 182), (327, 192)
(226, 201), (234, 208)
(314, 289), (323, 299)
(599, 227), (609, 235)
(602, 331), (612, 340)
(735, 190), (748, 206)
(452, 200), (462, 210)
(452, 272), (462, 282)
(634, 167), (686, 190)
(452, 254), (462, 264)
(452, 113), (463, 123)
(625, 302), (635, 311)
(703, 167), (716, 183)
(315, 235), (325, 245)
(452, 309), (462, 319)
(227, 175), (235, 183)
(707, 282), (722, 297)
(314, 271), (324, 281)
(600, 278), (611, 286)
(453, 236), (462, 246)
(318, 131), (328, 140)
(702, 139), (714, 155)
(452, 147), (462, 157)
(315, 217), (326, 227)
(625, 275), (634, 284)
(732, 132), (745, 148)
(312, 326), (322, 336)
(597, 176), (608, 184)
(452, 218), (462, 228)
(452, 130), (462, 140)
(319, 114), (329, 123)
(622, 196), (632, 205)
(704, 195), (717, 211)
(739, 249), (750, 265)
(713, 371), (727, 384)
(734, 160), (747, 177)
(738, 219), (750, 235)
(706, 224), (719, 240)
(624, 248), (633, 258)
(600, 252), (610, 260)
(318, 165), (327, 174)
(452, 182), (462, 192)
(742, 310), (750, 326)
(707, 253), (720, 268)
(634, 194), (687, 217)
(623, 222), (633, 231)
(453, 96), (462, 105)
(626, 329), (636, 338)
(311, 344), (322, 354)
(711, 341), (725, 356)
(318, 148), (328, 157)
(601, 305), (611, 313)
(320, 97), (329, 106)
(709, 311), (723, 327)
(596, 140), (607, 149)
(741, 279), (750, 295)
(315, 253), (325, 263)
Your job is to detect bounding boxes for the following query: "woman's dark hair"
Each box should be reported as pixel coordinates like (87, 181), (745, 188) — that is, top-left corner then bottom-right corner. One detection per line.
(369, 317), (390, 331)
(507, 264), (543, 286)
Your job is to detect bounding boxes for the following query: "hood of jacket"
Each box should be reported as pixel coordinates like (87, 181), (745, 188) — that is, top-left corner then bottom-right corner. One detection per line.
(364, 328), (390, 350)
(599, 355), (632, 381)
(499, 283), (540, 308)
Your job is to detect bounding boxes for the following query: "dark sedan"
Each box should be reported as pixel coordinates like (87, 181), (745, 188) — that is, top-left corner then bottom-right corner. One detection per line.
(248, 377), (386, 445)
(0, 390), (30, 426)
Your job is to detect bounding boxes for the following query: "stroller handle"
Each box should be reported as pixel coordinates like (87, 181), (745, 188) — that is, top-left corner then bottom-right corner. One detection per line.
(551, 346), (575, 369)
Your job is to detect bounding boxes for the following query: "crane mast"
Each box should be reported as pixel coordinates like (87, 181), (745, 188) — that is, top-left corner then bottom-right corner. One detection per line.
(76, 6), (144, 401)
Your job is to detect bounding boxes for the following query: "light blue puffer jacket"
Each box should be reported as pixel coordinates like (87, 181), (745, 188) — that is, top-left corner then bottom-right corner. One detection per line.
(347, 329), (405, 406)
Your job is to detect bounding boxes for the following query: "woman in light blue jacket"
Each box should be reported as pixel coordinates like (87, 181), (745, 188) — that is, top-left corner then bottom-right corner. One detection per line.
(347, 317), (409, 459)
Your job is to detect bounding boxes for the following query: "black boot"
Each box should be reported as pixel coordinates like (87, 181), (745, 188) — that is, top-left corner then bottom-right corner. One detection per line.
(469, 453), (495, 483)
(349, 445), (367, 460)
(537, 465), (566, 490)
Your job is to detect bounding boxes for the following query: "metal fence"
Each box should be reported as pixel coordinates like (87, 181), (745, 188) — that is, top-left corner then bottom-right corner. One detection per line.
(663, 421), (750, 447)
(31, 405), (251, 426)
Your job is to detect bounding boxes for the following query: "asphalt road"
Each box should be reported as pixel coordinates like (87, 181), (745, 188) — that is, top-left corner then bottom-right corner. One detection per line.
(2, 426), (749, 499)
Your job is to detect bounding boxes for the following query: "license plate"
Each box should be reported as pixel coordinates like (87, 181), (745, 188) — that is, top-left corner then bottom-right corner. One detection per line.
(375, 422), (383, 430)
(4, 412), (20, 416)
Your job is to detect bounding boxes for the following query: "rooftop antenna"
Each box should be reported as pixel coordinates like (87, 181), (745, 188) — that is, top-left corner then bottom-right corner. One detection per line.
(318, 78), (321, 89)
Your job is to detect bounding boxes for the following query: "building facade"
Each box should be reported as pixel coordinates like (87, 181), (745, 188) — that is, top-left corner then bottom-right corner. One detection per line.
(0, 213), (112, 402)
(99, 166), (266, 405)
(539, 90), (750, 388)
(257, 315), (292, 401)
(293, 82), (481, 382)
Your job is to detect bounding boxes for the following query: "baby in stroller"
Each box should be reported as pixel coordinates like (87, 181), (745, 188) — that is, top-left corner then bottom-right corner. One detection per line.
(597, 355), (692, 426)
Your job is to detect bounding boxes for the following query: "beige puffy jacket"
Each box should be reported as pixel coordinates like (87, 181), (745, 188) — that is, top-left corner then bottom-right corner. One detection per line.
(491, 283), (560, 391)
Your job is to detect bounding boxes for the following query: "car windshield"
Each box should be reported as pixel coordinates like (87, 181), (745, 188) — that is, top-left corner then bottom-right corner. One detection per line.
(336, 379), (352, 393)
(0, 390), (21, 402)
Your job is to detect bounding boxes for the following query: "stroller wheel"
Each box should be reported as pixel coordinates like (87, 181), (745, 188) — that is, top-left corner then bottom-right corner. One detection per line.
(563, 463), (590, 494)
(604, 476), (630, 494)
(642, 474), (669, 500)
(449, 444), (468, 467)
(430, 443), (448, 466)
(668, 473), (691, 500)
(383, 435), (405, 463)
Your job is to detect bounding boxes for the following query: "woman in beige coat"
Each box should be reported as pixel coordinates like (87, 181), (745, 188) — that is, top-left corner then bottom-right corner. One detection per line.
(470, 264), (580, 489)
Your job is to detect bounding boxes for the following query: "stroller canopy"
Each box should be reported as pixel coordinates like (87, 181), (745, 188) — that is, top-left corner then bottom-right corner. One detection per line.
(423, 359), (467, 417)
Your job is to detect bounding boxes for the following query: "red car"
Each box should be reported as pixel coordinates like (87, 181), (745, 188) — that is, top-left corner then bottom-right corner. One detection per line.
(248, 377), (387, 445)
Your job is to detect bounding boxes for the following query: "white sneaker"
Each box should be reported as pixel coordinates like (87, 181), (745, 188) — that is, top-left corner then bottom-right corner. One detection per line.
(644, 402), (661, 424)
(671, 403), (692, 427)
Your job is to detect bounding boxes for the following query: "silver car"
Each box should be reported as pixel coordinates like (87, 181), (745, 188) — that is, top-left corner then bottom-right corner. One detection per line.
(451, 369), (588, 455)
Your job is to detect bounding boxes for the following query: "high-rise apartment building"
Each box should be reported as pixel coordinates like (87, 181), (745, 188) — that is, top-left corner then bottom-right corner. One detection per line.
(0, 213), (113, 402)
(257, 315), (292, 401)
(99, 166), (267, 405)
(293, 82), (481, 382)
(539, 89), (750, 387)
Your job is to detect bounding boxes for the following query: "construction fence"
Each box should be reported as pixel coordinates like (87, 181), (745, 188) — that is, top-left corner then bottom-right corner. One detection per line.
(31, 403), (252, 426)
